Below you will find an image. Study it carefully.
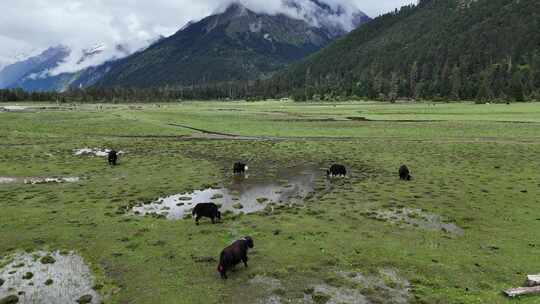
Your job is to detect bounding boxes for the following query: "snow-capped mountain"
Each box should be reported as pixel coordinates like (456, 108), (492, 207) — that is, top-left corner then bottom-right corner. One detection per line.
(1, 0), (371, 92)
(0, 46), (70, 89)
(0, 43), (135, 92)
(77, 44), (106, 64)
(96, 1), (371, 88)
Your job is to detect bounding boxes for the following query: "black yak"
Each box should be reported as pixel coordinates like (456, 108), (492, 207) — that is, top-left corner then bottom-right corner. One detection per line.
(233, 162), (248, 174)
(327, 164), (347, 177)
(217, 236), (254, 279)
(399, 165), (412, 180)
(108, 150), (118, 166)
(192, 203), (221, 225)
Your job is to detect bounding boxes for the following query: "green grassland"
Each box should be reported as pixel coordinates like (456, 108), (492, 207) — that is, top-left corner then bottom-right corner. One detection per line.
(1, 101), (540, 303)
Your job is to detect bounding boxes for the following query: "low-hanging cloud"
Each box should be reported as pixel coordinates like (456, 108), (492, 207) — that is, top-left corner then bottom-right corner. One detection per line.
(0, 0), (414, 76)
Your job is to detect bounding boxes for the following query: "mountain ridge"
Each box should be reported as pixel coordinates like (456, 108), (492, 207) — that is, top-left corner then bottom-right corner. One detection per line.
(95, 1), (370, 88)
(275, 0), (540, 101)
(0, 46), (69, 89)
(0, 0), (371, 92)
(0, 42), (137, 92)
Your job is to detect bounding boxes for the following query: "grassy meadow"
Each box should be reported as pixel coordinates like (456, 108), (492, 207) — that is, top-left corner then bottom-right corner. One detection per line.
(1, 101), (540, 303)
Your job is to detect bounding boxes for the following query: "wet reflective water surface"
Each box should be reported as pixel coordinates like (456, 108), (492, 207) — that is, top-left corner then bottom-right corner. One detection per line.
(364, 208), (464, 235)
(132, 165), (323, 220)
(0, 251), (100, 304)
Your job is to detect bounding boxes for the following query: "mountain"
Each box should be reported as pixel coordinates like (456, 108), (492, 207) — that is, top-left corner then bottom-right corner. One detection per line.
(77, 44), (106, 64)
(14, 43), (124, 92)
(277, 0), (540, 101)
(0, 46), (70, 89)
(96, 1), (370, 88)
(12, 61), (116, 92)
(284, 0), (370, 34)
(0, 43), (129, 92)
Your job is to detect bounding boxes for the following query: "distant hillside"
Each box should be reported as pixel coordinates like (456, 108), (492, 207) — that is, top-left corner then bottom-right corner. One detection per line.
(0, 46), (69, 89)
(0, 44), (119, 92)
(14, 60), (116, 92)
(97, 2), (370, 88)
(277, 0), (540, 101)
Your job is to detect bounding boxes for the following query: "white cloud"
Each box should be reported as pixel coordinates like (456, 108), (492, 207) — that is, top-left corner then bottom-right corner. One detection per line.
(0, 0), (414, 74)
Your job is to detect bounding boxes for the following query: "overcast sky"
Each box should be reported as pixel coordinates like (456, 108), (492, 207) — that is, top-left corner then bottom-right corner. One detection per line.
(0, 0), (414, 71)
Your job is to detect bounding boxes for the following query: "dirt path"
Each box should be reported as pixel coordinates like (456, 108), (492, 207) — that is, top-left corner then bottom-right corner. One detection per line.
(164, 123), (540, 144)
(167, 123), (281, 140)
(88, 134), (540, 145)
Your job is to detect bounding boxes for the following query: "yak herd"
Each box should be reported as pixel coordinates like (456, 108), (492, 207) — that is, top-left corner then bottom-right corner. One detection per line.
(106, 151), (412, 279)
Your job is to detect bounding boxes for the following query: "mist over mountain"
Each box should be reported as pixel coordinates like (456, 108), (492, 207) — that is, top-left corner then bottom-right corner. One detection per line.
(0, 46), (69, 89)
(213, 0), (369, 31)
(96, 1), (369, 88)
(0, 0), (370, 92)
(0, 43), (131, 92)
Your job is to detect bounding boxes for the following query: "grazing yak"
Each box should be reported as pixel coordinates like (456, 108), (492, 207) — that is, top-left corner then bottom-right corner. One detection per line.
(218, 236), (254, 279)
(192, 203), (221, 225)
(108, 150), (118, 166)
(327, 164), (347, 177)
(233, 162), (248, 174)
(399, 165), (412, 180)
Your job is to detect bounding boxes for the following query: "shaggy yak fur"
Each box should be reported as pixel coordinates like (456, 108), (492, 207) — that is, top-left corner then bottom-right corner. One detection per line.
(217, 236), (254, 279)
